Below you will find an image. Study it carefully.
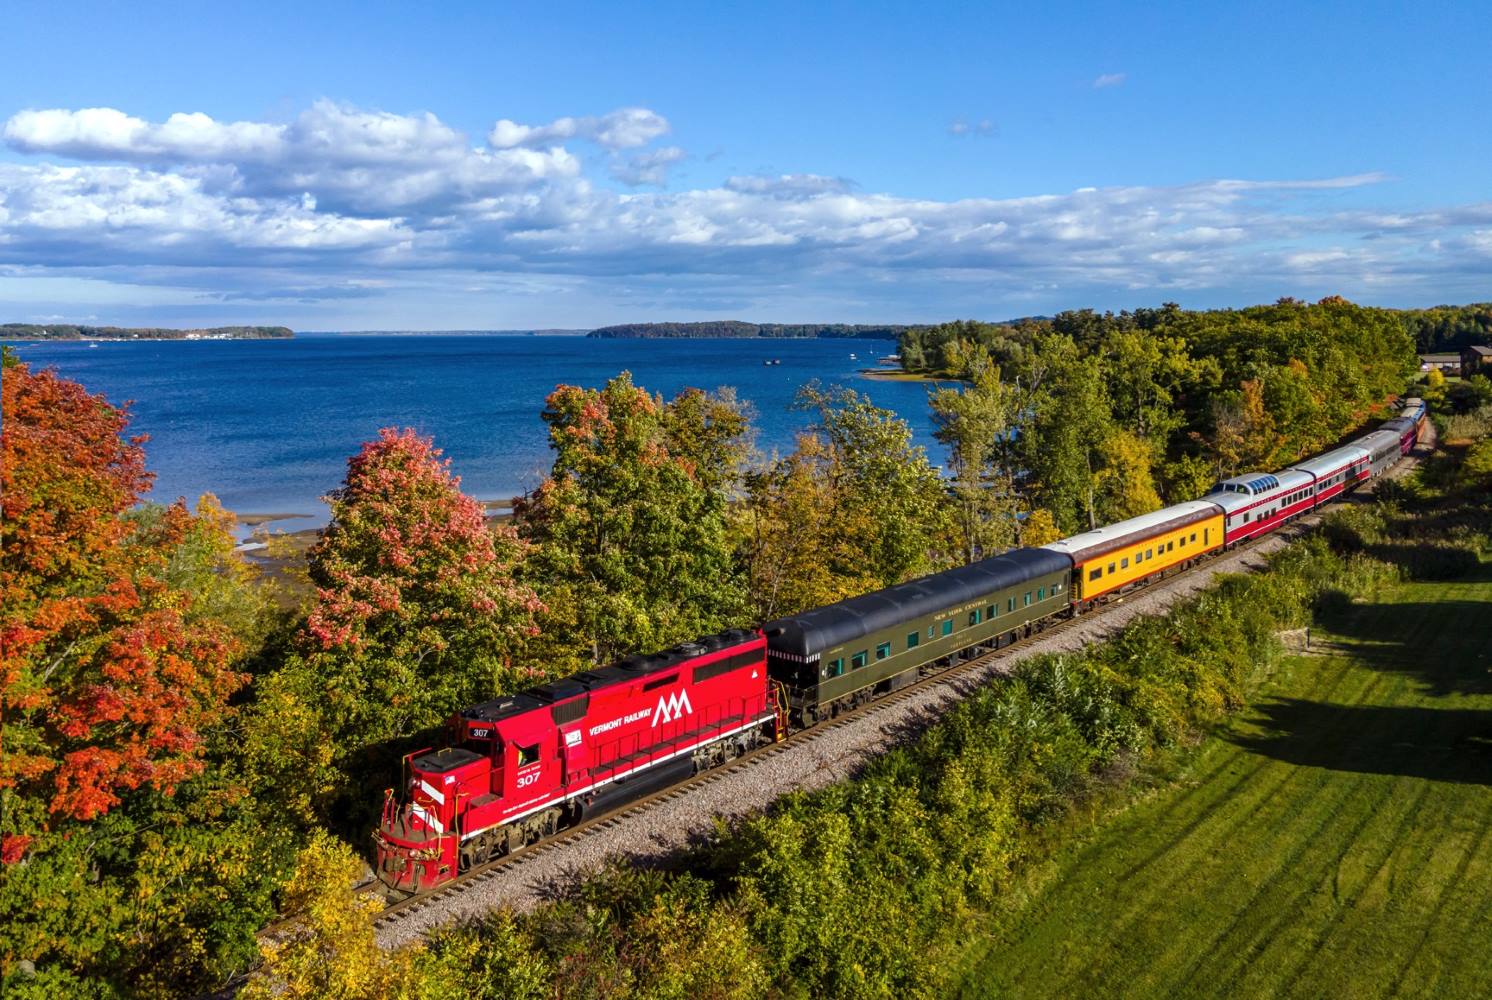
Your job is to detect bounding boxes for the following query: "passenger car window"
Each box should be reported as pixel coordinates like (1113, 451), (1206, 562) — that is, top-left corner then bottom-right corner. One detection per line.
(851, 651), (868, 669)
(942, 620), (953, 636)
(827, 658), (845, 677)
(906, 631), (919, 649)
(876, 642), (891, 660)
(1089, 567), (1101, 581)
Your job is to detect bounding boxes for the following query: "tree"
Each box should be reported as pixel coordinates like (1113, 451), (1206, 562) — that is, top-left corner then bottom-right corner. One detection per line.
(928, 341), (1020, 562)
(1, 362), (245, 854)
(301, 427), (544, 754)
(796, 383), (949, 586)
(1094, 429), (1163, 522)
(1017, 337), (1116, 533)
(516, 373), (750, 666)
(1, 362), (283, 994)
(738, 385), (947, 618)
(243, 832), (413, 1000)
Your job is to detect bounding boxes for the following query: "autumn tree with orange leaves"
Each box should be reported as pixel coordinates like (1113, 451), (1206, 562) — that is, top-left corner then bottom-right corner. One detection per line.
(0, 362), (246, 857)
(1, 359), (286, 995)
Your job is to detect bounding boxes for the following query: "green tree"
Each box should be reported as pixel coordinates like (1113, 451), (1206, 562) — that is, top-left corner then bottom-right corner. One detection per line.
(1018, 337), (1116, 533)
(516, 373), (750, 666)
(796, 383), (949, 586)
(928, 341), (1020, 562)
(738, 385), (947, 618)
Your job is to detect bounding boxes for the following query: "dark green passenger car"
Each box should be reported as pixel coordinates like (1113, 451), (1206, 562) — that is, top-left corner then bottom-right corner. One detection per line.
(762, 548), (1073, 725)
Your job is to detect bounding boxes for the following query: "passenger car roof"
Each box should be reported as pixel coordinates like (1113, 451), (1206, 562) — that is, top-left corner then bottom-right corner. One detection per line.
(761, 547), (1072, 659)
(1040, 500), (1221, 564)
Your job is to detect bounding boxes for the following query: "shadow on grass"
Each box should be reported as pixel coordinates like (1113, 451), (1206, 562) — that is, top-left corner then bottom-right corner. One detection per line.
(1311, 596), (1492, 696)
(1229, 698), (1492, 785)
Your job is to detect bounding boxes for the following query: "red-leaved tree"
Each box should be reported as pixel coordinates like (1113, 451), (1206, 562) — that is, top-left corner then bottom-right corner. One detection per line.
(1, 362), (246, 863)
(300, 428), (543, 748)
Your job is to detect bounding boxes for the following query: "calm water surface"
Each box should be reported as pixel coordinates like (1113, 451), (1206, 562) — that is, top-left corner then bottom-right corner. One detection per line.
(11, 334), (947, 528)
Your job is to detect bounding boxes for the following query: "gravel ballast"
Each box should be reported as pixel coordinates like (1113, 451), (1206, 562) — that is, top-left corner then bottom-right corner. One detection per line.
(376, 433), (1432, 950)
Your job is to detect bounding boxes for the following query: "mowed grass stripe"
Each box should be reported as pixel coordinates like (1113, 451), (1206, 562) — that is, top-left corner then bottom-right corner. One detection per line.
(1382, 734), (1492, 995)
(957, 565), (1492, 1000)
(961, 669), (1396, 996)
(1035, 673), (1398, 994)
(1107, 659), (1375, 889)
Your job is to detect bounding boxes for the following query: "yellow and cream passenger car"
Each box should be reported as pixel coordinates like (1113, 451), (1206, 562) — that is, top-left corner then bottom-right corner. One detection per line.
(1041, 500), (1224, 606)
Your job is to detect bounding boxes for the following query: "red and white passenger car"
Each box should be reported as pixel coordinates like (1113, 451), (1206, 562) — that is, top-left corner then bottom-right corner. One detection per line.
(1206, 469), (1317, 546)
(1288, 443), (1372, 508)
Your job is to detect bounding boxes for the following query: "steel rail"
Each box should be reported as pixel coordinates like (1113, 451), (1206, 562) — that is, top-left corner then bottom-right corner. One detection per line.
(365, 443), (1423, 931)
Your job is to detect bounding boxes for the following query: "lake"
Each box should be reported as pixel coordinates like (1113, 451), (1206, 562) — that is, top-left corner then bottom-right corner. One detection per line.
(8, 334), (948, 530)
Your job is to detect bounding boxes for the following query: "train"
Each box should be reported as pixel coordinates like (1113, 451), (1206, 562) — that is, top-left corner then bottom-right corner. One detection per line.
(373, 398), (1427, 895)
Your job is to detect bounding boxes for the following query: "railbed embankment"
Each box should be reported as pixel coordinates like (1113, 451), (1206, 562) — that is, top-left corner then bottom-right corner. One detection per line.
(374, 427), (1436, 950)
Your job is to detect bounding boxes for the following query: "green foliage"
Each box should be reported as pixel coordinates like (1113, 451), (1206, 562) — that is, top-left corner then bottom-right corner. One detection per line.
(1396, 302), (1492, 352)
(916, 297), (1417, 530)
(897, 317), (1047, 375)
(517, 373), (751, 665)
(738, 383), (948, 617)
(928, 341), (1023, 561)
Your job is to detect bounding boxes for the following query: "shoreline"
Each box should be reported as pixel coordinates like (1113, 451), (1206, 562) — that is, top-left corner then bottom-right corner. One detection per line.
(857, 366), (961, 384)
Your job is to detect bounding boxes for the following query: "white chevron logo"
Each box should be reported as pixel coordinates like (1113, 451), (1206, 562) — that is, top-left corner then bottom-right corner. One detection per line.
(651, 689), (694, 726)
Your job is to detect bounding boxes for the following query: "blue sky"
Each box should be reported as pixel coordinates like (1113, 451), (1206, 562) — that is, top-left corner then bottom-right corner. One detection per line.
(1, 0), (1487, 329)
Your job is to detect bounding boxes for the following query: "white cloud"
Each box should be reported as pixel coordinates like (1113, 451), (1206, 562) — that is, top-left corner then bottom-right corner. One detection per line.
(3, 102), (582, 215)
(611, 146), (686, 187)
(948, 118), (996, 137)
(1093, 72), (1127, 89)
(487, 107), (669, 150)
(5, 107), (284, 161)
(2, 99), (1488, 320)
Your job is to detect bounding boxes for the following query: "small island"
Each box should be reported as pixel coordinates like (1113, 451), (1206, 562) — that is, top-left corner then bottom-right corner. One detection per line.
(1, 324), (294, 341)
(587, 321), (913, 339)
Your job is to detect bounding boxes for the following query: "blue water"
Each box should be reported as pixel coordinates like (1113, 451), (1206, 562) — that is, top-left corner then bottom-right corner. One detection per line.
(9, 334), (946, 529)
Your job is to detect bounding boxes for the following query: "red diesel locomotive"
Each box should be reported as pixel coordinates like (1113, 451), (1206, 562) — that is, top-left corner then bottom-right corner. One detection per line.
(375, 628), (781, 893)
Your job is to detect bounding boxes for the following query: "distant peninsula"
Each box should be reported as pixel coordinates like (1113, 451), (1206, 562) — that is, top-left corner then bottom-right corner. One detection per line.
(2, 324), (293, 341)
(587, 321), (913, 339)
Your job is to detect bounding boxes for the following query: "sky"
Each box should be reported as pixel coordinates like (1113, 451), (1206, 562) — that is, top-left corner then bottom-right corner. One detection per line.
(1, 0), (1488, 329)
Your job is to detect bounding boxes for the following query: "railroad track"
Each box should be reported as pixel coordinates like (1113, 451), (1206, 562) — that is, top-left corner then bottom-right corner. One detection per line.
(368, 471), (1394, 930)
(250, 434), (1430, 948)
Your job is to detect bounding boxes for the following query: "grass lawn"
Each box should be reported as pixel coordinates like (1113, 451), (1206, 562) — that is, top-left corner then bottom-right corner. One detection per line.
(955, 562), (1492, 999)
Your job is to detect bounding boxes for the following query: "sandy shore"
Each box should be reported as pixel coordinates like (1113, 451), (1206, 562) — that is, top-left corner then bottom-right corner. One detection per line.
(235, 511), (314, 527)
(857, 367), (961, 383)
